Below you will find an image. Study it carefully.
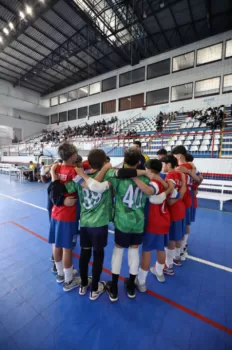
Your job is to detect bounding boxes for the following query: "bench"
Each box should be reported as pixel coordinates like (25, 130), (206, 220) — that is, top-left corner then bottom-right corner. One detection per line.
(197, 179), (232, 210)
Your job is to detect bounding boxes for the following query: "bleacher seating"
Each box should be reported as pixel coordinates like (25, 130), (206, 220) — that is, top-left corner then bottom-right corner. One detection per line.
(198, 179), (232, 210)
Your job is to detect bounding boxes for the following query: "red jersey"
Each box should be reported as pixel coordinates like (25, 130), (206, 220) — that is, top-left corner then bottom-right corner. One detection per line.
(165, 171), (186, 221)
(52, 165), (77, 222)
(146, 180), (170, 235)
(179, 163), (192, 208)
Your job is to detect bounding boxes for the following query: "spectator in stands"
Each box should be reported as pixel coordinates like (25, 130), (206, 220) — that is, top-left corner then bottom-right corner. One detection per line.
(132, 141), (149, 170)
(157, 148), (168, 160)
(156, 114), (164, 132)
(23, 161), (35, 181)
(39, 162), (52, 183)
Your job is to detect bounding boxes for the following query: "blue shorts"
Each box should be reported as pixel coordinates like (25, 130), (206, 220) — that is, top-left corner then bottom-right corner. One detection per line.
(191, 207), (196, 222)
(80, 226), (108, 251)
(169, 220), (183, 242)
(115, 229), (143, 248)
(182, 217), (186, 237)
(185, 207), (191, 226)
(49, 219), (78, 249)
(142, 232), (169, 252)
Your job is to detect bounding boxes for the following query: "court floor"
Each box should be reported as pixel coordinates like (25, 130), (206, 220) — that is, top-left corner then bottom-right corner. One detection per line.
(0, 175), (231, 350)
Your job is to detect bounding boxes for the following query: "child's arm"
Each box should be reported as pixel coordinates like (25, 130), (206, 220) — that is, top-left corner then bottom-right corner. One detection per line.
(73, 167), (111, 193)
(179, 173), (186, 200)
(132, 177), (155, 196)
(149, 184), (174, 204)
(150, 173), (169, 190)
(94, 162), (112, 182)
(177, 166), (201, 184)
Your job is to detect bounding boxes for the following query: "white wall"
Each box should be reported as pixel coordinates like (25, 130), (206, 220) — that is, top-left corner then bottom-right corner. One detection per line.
(44, 30), (232, 121)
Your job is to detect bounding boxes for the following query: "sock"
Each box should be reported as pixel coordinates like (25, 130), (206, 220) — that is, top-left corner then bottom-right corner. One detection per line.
(79, 248), (92, 287)
(156, 262), (164, 276)
(175, 247), (181, 259)
(128, 247), (139, 275)
(183, 234), (189, 247)
(112, 274), (119, 294)
(55, 261), (64, 276)
(111, 246), (124, 275)
(128, 274), (136, 289)
(92, 249), (104, 292)
(138, 268), (148, 285)
(64, 266), (73, 283)
(165, 249), (174, 267)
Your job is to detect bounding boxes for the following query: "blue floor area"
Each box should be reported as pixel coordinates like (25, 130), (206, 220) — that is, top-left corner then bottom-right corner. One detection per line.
(0, 176), (232, 349)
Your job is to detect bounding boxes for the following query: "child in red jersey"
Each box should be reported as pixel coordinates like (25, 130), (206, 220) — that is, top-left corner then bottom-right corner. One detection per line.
(49, 143), (81, 292)
(171, 146), (201, 259)
(161, 155), (186, 273)
(135, 159), (173, 290)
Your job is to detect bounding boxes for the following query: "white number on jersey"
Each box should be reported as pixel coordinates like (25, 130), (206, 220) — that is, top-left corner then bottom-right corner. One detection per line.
(82, 188), (102, 210)
(123, 184), (143, 209)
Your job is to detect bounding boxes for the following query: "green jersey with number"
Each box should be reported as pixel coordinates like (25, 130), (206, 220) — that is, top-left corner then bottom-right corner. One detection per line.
(65, 172), (113, 228)
(105, 169), (149, 234)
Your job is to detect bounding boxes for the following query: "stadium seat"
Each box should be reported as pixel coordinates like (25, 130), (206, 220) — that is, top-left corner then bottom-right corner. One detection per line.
(192, 140), (201, 145)
(199, 145), (209, 151)
(202, 139), (210, 145)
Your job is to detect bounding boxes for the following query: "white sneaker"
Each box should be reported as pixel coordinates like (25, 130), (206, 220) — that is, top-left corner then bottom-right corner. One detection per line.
(150, 267), (165, 283)
(89, 282), (106, 301)
(135, 277), (147, 293)
(63, 276), (81, 292)
(79, 277), (92, 296)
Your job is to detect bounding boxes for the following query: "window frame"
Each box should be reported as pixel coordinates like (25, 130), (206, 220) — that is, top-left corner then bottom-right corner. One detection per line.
(59, 93), (68, 105)
(146, 87), (170, 106)
(225, 39), (232, 59)
(222, 74), (232, 94)
(78, 85), (89, 99)
(89, 81), (101, 96)
(68, 89), (78, 102)
(147, 59), (170, 80)
(194, 76), (221, 99)
(196, 42), (223, 67)
(67, 109), (77, 121)
(171, 82), (193, 102)
(119, 67), (145, 88)
(89, 103), (101, 117)
(50, 96), (58, 107)
(102, 76), (117, 92)
(172, 50), (195, 73)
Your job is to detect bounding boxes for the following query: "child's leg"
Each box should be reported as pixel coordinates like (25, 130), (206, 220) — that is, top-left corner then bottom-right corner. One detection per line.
(156, 250), (165, 276)
(79, 247), (92, 287)
(127, 244), (140, 287)
(137, 250), (152, 287)
(174, 241), (181, 260)
(92, 248), (104, 292)
(111, 244), (124, 293)
(165, 241), (175, 267)
(54, 247), (64, 277)
(140, 251), (152, 271)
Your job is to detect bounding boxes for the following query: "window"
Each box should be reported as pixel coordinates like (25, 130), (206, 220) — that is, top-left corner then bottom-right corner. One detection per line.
(68, 90), (78, 102)
(102, 76), (117, 92)
(225, 40), (232, 58)
(172, 51), (194, 72)
(68, 109), (77, 121)
(51, 113), (58, 124)
(171, 83), (193, 102)
(89, 103), (100, 117)
(78, 85), (88, 99)
(78, 106), (88, 119)
(50, 96), (58, 107)
(223, 74), (232, 93)
(119, 67), (145, 87)
(89, 82), (101, 95)
(146, 88), (169, 106)
(59, 111), (67, 122)
(195, 77), (220, 98)
(197, 43), (223, 66)
(102, 100), (116, 114)
(147, 59), (170, 79)
(59, 93), (68, 104)
(119, 93), (144, 111)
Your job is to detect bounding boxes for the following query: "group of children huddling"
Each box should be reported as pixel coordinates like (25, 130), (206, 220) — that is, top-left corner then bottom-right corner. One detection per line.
(48, 142), (203, 302)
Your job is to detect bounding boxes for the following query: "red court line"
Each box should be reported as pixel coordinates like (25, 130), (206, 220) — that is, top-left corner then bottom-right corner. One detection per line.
(11, 221), (232, 336)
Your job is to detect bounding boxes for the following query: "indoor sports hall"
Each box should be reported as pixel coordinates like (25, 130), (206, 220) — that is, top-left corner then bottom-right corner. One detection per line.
(0, 1), (232, 349)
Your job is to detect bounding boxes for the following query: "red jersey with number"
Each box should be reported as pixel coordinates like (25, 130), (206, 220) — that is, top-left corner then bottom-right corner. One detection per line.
(52, 165), (77, 222)
(165, 171), (186, 221)
(179, 163), (192, 208)
(146, 180), (170, 235)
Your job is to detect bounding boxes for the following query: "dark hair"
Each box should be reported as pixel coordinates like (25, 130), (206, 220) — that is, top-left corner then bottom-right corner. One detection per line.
(88, 149), (107, 169)
(133, 141), (141, 148)
(75, 155), (83, 164)
(106, 156), (111, 162)
(29, 161), (33, 164)
(41, 162), (45, 166)
(186, 154), (194, 162)
(161, 155), (178, 169)
(124, 148), (141, 166)
(171, 145), (187, 156)
(58, 143), (77, 161)
(145, 159), (162, 174)
(157, 148), (167, 156)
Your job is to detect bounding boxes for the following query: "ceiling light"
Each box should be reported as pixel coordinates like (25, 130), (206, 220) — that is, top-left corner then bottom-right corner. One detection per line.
(9, 22), (14, 30)
(0, 36), (3, 43)
(25, 5), (33, 16)
(3, 28), (9, 35)
(19, 11), (25, 19)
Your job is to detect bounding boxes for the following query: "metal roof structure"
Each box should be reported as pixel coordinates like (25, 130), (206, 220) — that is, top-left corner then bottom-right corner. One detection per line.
(0, 0), (231, 95)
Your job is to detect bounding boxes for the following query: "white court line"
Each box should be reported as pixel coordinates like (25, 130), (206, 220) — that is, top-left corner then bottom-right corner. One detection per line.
(0, 192), (231, 273)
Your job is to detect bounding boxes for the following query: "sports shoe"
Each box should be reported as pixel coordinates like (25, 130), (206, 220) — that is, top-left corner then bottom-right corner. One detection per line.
(124, 278), (136, 299)
(50, 255), (55, 262)
(150, 267), (165, 283)
(51, 263), (57, 274)
(89, 282), (106, 301)
(105, 281), (118, 302)
(63, 276), (81, 292)
(180, 253), (186, 261)
(163, 265), (174, 276)
(56, 274), (65, 284)
(173, 258), (182, 267)
(79, 277), (92, 296)
(135, 277), (147, 293)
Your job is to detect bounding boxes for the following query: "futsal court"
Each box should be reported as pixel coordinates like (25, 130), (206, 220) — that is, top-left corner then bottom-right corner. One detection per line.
(0, 175), (231, 350)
